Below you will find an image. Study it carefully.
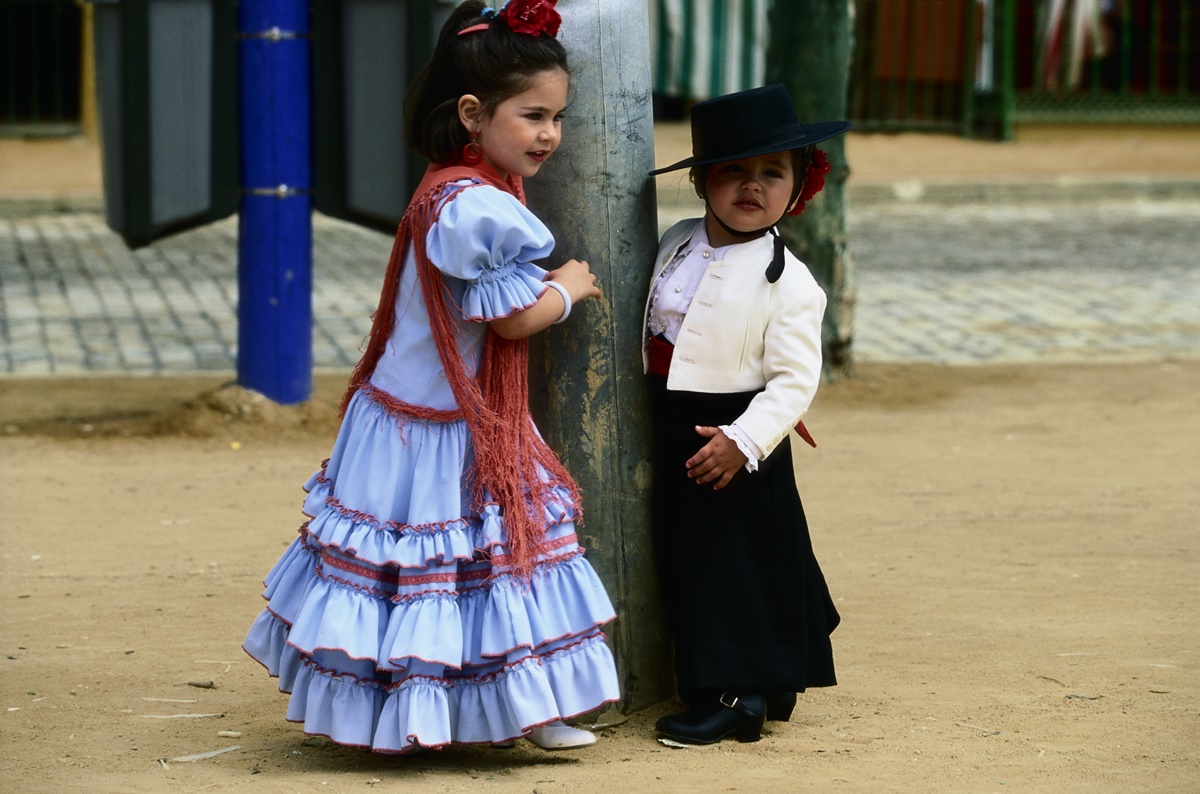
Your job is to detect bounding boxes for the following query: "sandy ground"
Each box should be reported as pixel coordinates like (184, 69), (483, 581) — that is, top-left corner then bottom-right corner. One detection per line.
(4, 116), (1199, 792)
(2, 360), (1198, 793)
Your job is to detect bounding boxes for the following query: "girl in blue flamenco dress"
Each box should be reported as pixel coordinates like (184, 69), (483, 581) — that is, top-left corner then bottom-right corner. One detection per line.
(243, 0), (619, 754)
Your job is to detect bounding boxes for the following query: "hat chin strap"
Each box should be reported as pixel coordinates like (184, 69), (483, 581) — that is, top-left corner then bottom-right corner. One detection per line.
(705, 200), (788, 284)
(706, 199), (775, 240)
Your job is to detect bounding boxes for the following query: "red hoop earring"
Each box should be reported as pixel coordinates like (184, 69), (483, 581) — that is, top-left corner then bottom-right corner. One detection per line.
(462, 132), (483, 165)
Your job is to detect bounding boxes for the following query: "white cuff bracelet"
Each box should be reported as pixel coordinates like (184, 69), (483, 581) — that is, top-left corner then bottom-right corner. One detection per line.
(544, 280), (572, 323)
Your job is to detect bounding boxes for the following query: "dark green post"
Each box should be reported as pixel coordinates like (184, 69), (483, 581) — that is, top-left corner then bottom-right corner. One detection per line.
(999, 0), (1016, 141)
(961, 0), (978, 138)
(766, 0), (855, 374)
(524, 0), (667, 712)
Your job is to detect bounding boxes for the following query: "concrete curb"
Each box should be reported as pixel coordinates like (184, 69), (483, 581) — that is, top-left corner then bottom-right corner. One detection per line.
(3, 177), (1200, 218)
(846, 177), (1200, 207)
(0, 195), (106, 217)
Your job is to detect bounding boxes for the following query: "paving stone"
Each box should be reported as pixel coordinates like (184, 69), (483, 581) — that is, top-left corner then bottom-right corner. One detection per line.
(2, 196), (1199, 376)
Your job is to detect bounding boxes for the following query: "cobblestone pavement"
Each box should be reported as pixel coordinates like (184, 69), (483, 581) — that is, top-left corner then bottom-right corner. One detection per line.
(0, 213), (391, 376)
(1, 196), (1198, 376)
(849, 198), (1200, 364)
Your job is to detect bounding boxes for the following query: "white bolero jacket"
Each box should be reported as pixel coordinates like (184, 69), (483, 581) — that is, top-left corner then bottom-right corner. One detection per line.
(642, 218), (827, 458)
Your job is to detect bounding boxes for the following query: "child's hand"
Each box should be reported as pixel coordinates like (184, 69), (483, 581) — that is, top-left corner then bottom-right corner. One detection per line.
(547, 259), (603, 304)
(686, 426), (748, 490)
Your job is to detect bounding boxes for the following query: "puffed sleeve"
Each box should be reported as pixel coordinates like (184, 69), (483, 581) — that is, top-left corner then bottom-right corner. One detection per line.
(424, 183), (554, 321)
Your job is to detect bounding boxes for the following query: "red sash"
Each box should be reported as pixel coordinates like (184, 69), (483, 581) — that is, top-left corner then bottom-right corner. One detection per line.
(647, 336), (818, 449)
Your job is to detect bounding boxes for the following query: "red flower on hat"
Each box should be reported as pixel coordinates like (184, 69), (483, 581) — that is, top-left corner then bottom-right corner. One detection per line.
(788, 148), (830, 216)
(498, 0), (561, 37)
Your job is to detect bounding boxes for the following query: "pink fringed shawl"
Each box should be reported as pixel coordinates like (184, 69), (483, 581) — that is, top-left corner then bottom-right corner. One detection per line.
(340, 160), (581, 580)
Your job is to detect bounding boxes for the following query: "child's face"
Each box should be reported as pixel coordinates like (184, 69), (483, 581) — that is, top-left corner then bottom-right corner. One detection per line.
(703, 152), (798, 246)
(475, 68), (568, 180)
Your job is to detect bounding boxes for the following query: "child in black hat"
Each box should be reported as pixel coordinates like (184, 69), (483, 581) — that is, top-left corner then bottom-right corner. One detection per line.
(643, 84), (847, 745)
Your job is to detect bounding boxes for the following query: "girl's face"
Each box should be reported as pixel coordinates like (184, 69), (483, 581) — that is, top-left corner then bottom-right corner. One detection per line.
(473, 68), (568, 180)
(702, 152), (798, 247)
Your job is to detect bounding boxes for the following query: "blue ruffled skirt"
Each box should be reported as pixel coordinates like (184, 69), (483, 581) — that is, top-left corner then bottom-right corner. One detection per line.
(243, 386), (620, 753)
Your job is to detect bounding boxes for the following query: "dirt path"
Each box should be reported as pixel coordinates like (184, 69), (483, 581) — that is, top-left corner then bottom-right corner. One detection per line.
(2, 361), (1197, 792)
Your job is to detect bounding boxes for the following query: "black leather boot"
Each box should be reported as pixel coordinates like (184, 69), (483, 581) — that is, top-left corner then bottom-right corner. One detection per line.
(656, 693), (765, 744)
(764, 692), (796, 722)
(655, 699), (717, 734)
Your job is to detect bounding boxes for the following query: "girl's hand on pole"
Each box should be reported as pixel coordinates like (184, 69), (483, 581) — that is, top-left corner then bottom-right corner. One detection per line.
(686, 426), (748, 490)
(548, 258), (602, 304)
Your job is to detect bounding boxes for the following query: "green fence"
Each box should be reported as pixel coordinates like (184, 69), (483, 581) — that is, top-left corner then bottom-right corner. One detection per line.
(1011, 0), (1200, 123)
(1, 0), (82, 135)
(8, 0), (1200, 138)
(653, 0), (1200, 136)
(847, 0), (1200, 136)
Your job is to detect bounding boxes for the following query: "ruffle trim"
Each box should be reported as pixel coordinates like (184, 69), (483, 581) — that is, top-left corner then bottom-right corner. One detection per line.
(459, 259), (547, 321)
(301, 458), (577, 569)
(253, 536), (616, 669)
(244, 618), (619, 754)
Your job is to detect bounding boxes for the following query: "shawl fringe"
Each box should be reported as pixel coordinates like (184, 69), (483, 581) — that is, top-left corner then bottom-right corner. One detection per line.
(340, 161), (582, 581)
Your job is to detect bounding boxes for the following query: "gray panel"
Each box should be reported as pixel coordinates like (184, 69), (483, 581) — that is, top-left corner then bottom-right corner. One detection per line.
(148, 0), (213, 226)
(94, 6), (125, 232)
(343, 0), (409, 221)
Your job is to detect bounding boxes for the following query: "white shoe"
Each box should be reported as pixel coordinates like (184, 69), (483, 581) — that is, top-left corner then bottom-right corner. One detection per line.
(527, 721), (598, 750)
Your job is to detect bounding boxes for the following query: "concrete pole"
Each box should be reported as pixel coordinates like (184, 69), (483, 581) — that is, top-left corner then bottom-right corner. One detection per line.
(767, 0), (856, 374)
(236, 0), (313, 404)
(523, 0), (667, 712)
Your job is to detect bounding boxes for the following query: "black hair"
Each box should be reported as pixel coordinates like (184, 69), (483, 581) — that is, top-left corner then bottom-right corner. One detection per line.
(689, 145), (813, 209)
(405, 1), (570, 165)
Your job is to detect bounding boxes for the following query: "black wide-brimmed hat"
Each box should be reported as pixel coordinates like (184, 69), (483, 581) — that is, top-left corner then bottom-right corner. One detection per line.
(650, 83), (851, 175)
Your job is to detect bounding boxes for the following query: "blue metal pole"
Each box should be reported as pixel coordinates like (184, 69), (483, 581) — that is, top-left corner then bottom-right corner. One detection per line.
(237, 0), (313, 404)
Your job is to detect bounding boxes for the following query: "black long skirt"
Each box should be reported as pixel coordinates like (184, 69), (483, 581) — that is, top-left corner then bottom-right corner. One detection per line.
(649, 375), (840, 697)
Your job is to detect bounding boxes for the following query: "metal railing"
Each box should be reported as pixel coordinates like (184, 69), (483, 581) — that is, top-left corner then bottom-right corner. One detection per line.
(1, 0), (83, 135)
(847, 0), (1200, 135)
(1011, 0), (1200, 123)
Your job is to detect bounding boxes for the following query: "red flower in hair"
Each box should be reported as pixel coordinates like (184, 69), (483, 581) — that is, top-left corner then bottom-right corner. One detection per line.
(788, 148), (831, 216)
(498, 0), (561, 37)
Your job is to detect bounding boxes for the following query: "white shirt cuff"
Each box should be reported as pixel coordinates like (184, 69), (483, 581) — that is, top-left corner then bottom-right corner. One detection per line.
(720, 423), (764, 473)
